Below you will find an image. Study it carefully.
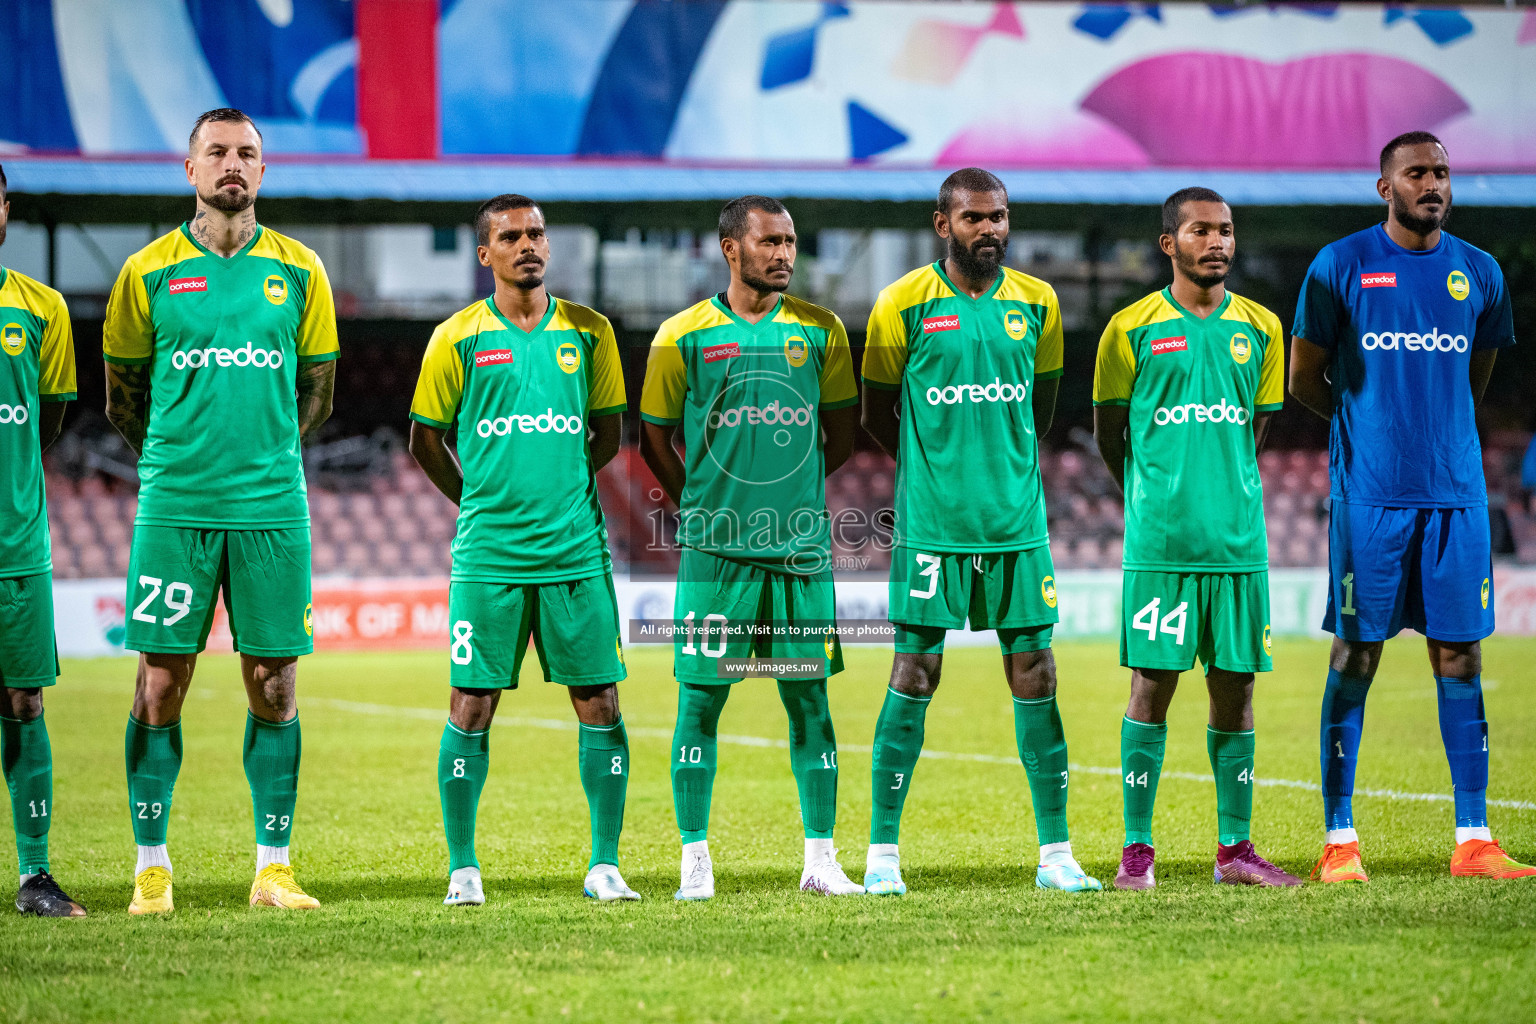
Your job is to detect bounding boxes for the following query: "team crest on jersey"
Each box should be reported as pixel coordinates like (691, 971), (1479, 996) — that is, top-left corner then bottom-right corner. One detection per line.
(1230, 332), (1252, 365)
(1481, 578), (1490, 609)
(1447, 270), (1470, 301)
(1263, 624), (1272, 654)
(263, 275), (288, 305)
(304, 603), (314, 637)
(784, 335), (809, 368)
(1041, 575), (1057, 609)
(556, 342), (581, 374)
(1003, 309), (1027, 340)
(0, 323), (24, 356)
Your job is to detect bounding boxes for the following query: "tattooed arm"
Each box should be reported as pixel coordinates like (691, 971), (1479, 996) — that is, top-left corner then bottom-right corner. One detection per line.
(296, 360), (336, 445)
(105, 361), (152, 456)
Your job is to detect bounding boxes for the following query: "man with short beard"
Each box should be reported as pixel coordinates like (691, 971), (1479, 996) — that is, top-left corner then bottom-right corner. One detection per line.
(860, 167), (1100, 895)
(409, 194), (636, 906)
(1291, 132), (1530, 883)
(640, 195), (863, 899)
(1094, 187), (1300, 889)
(104, 108), (338, 915)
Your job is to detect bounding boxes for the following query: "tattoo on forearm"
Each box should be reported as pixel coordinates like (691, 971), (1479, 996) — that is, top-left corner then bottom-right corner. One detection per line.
(104, 362), (152, 455)
(295, 360), (336, 445)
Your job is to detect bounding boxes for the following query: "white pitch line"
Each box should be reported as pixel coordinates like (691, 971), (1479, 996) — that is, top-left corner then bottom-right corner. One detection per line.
(309, 697), (1536, 812)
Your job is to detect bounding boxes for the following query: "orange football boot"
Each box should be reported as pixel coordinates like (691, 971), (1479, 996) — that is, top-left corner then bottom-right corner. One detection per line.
(1310, 841), (1368, 883)
(1450, 839), (1536, 879)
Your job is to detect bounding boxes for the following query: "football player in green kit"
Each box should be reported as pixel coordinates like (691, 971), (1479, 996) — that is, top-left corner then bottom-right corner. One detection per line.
(861, 168), (1100, 895)
(1094, 187), (1301, 889)
(0, 163), (86, 916)
(641, 196), (864, 899)
(104, 110), (337, 914)
(410, 194), (636, 906)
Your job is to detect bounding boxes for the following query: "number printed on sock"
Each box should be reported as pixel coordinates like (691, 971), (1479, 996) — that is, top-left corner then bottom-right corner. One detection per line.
(1125, 771), (1149, 787)
(28, 799), (47, 818)
(1059, 769), (1069, 789)
(678, 745), (702, 764)
(136, 801), (163, 819)
(820, 752), (837, 769)
(1237, 768), (1254, 784)
(610, 755), (624, 775)
(890, 773), (904, 790)
(452, 757), (466, 778)
(264, 813), (291, 832)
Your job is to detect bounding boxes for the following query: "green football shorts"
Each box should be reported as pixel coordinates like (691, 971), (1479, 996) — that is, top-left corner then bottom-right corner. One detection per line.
(0, 573), (59, 688)
(888, 544), (1059, 653)
(1120, 569), (1272, 674)
(124, 526), (313, 657)
(447, 573), (627, 689)
(673, 547), (843, 684)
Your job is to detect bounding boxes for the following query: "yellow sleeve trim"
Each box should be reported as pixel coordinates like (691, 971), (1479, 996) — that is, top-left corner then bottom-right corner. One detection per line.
(640, 334), (688, 424)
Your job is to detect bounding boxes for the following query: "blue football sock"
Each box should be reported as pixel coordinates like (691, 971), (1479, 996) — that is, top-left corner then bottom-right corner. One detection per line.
(1320, 669), (1370, 831)
(1435, 675), (1488, 829)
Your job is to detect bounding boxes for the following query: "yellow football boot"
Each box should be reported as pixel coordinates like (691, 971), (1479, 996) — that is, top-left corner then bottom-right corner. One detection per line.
(249, 864), (320, 909)
(128, 866), (174, 915)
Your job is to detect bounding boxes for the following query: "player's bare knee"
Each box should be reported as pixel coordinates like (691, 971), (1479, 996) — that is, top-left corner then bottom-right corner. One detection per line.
(890, 653), (942, 698)
(1005, 648), (1056, 700)
(1427, 638), (1481, 679)
(449, 686), (500, 731)
(243, 656), (298, 722)
(1329, 637), (1382, 680)
(3, 686), (43, 722)
(1127, 669), (1179, 723)
(570, 683), (620, 726)
(134, 653), (194, 724)
(1206, 669), (1255, 732)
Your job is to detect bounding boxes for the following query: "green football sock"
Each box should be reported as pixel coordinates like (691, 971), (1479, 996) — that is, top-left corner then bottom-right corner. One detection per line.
(243, 712), (301, 850)
(671, 683), (729, 843)
(1121, 716), (1167, 846)
(439, 721), (490, 872)
(2, 714), (52, 875)
(870, 687), (930, 845)
(778, 679), (837, 839)
(1013, 694), (1071, 846)
(578, 719), (629, 868)
(1208, 726), (1256, 846)
(124, 715), (182, 847)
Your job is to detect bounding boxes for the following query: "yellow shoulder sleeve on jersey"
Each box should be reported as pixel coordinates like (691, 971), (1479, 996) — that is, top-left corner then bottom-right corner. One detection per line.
(1092, 318), (1136, 406)
(410, 324), (465, 429)
(639, 331), (687, 425)
(588, 316), (627, 415)
(861, 291), (907, 389)
(1036, 292), (1064, 379)
(297, 257), (340, 362)
(39, 290), (77, 400)
(1255, 308), (1285, 410)
(102, 258), (154, 365)
(818, 315), (858, 408)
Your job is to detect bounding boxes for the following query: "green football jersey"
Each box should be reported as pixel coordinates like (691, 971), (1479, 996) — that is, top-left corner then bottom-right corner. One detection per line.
(862, 262), (1064, 553)
(640, 293), (858, 573)
(0, 268), (77, 576)
(410, 295), (627, 583)
(103, 224), (339, 529)
(1093, 288), (1285, 572)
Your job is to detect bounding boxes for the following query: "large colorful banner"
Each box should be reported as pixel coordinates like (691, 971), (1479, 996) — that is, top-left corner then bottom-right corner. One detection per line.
(51, 568), (1536, 658)
(4, 1), (1536, 171)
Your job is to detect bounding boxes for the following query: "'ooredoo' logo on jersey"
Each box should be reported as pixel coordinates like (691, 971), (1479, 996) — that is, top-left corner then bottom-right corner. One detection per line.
(0, 405), (29, 425)
(474, 349), (513, 367)
(707, 400), (813, 429)
(1152, 398), (1250, 426)
(170, 343), (284, 370)
(168, 277), (207, 294)
(922, 315), (960, 334)
(1360, 272), (1397, 288)
(925, 377), (1030, 405)
(1151, 336), (1187, 355)
(476, 409), (584, 436)
(1360, 328), (1468, 353)
(702, 343), (739, 363)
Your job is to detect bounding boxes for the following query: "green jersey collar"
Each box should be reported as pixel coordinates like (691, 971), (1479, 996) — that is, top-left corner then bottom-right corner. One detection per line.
(932, 260), (1005, 304)
(179, 221), (264, 264)
(1161, 286), (1232, 323)
(484, 293), (558, 336)
(710, 291), (784, 332)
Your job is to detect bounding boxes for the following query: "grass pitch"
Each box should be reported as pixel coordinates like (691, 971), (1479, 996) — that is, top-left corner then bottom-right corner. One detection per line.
(2, 639), (1534, 1023)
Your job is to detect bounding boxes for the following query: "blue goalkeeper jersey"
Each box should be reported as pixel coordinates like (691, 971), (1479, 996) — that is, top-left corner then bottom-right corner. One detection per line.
(1292, 224), (1515, 508)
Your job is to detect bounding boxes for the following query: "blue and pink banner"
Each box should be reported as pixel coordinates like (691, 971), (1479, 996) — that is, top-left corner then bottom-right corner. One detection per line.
(3, 2), (1536, 201)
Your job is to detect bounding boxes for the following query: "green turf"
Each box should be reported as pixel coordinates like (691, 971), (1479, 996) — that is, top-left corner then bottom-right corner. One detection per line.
(2, 639), (1533, 1023)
